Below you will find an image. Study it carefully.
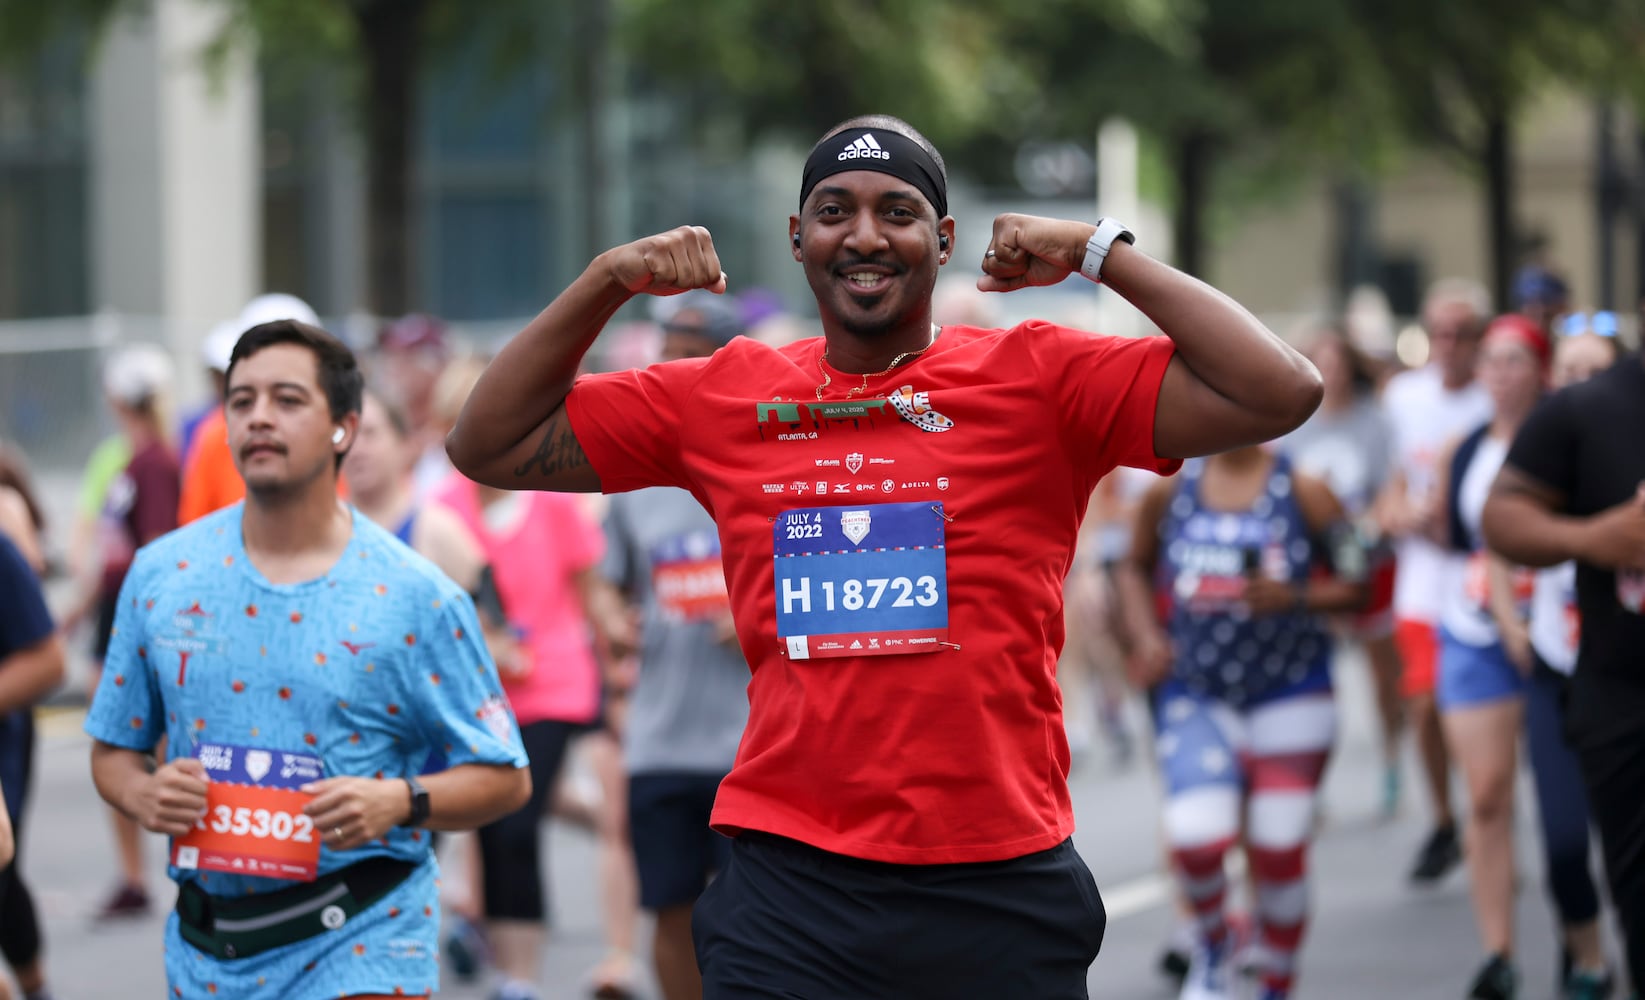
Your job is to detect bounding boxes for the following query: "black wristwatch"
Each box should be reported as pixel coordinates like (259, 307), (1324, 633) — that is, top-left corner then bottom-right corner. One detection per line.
(403, 775), (431, 827)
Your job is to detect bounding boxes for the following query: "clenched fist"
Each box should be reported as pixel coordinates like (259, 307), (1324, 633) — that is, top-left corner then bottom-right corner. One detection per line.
(604, 226), (728, 297)
(977, 214), (1099, 292)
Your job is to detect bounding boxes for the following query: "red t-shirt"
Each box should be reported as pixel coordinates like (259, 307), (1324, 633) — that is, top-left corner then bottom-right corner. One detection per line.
(567, 321), (1177, 863)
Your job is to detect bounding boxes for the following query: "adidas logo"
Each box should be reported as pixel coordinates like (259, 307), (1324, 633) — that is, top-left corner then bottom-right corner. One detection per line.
(838, 134), (890, 161)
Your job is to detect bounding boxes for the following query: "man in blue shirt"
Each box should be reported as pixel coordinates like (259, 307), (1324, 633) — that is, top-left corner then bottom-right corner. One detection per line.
(85, 320), (530, 1000)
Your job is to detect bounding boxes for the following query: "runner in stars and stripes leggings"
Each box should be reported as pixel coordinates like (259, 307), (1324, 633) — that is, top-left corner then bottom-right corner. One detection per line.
(1121, 449), (1368, 999)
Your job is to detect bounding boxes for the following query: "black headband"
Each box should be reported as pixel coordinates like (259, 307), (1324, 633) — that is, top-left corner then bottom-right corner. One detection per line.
(799, 128), (948, 220)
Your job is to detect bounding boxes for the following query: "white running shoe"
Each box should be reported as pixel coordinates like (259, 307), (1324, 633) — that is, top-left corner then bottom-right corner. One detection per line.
(1179, 939), (1235, 1000)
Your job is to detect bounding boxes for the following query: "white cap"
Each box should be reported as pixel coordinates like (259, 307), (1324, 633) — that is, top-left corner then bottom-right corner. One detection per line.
(103, 343), (176, 406)
(200, 319), (240, 372)
(237, 293), (319, 332)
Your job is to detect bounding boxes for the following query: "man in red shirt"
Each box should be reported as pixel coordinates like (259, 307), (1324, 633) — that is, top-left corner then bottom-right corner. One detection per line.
(447, 114), (1323, 998)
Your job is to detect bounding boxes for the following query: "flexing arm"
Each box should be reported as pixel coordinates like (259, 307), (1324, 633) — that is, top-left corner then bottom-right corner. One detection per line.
(446, 227), (726, 493)
(978, 215), (1321, 458)
(1483, 466), (1645, 570)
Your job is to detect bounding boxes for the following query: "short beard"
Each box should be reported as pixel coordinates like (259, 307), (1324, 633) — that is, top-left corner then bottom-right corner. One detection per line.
(244, 458), (332, 507)
(841, 294), (897, 338)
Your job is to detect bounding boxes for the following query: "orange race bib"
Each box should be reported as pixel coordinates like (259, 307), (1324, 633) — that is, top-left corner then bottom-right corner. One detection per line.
(651, 531), (731, 623)
(171, 743), (325, 882)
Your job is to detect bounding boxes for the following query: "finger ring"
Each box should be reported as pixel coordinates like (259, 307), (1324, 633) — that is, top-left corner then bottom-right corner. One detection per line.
(984, 249), (996, 258)
(333, 826), (345, 840)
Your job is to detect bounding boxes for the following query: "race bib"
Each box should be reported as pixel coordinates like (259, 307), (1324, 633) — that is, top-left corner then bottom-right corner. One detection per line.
(172, 742), (325, 882)
(651, 531), (731, 623)
(774, 501), (949, 659)
(1169, 543), (1247, 614)
(1463, 552), (1534, 616)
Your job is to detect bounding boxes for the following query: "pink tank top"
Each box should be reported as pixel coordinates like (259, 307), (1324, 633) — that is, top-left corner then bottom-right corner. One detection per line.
(434, 476), (604, 726)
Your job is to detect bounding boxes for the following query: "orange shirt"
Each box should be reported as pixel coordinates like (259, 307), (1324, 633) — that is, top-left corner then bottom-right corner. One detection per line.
(177, 408), (242, 525)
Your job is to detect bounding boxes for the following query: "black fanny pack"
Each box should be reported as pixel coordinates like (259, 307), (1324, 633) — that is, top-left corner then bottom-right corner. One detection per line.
(175, 856), (418, 961)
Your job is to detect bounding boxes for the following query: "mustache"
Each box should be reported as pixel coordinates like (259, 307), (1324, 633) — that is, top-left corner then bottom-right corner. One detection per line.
(833, 254), (906, 275)
(239, 440), (287, 458)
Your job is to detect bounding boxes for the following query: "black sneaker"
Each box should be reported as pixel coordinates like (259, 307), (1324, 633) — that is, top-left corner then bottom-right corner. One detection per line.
(93, 882), (150, 921)
(1158, 943), (1191, 984)
(1467, 954), (1517, 999)
(1409, 824), (1461, 884)
(1563, 967), (1616, 1000)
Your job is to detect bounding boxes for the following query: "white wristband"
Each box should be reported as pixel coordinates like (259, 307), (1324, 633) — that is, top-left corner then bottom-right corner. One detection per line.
(1079, 218), (1136, 284)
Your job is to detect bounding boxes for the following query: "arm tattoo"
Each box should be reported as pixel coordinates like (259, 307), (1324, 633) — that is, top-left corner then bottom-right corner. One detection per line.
(513, 418), (588, 479)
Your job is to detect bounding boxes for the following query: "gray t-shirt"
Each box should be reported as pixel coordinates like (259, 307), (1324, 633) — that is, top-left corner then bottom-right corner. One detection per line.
(1279, 396), (1393, 516)
(602, 487), (750, 775)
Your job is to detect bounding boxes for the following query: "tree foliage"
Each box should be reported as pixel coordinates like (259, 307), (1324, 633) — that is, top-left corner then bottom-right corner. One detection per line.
(4, 0), (1645, 306)
(615, 0), (1038, 157)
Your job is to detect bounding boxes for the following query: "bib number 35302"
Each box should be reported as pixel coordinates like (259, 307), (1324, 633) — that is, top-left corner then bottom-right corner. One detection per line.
(773, 501), (950, 659)
(171, 742), (324, 882)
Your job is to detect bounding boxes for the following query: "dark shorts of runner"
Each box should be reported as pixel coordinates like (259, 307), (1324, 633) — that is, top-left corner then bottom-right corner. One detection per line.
(629, 771), (730, 910)
(92, 590), (120, 662)
(693, 831), (1107, 1000)
(571, 684), (619, 737)
(476, 718), (576, 923)
(1566, 672), (1645, 987)
(0, 710), (41, 968)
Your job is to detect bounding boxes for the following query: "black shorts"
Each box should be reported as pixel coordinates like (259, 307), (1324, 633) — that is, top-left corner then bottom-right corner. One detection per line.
(692, 832), (1106, 1000)
(629, 771), (730, 910)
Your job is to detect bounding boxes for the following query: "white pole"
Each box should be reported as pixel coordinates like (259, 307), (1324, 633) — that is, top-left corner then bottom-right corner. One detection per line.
(1097, 119), (1140, 336)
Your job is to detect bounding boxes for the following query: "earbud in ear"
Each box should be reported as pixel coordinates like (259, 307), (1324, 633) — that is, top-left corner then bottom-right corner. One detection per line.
(332, 427), (345, 445)
(792, 234), (802, 249)
(939, 234), (950, 251)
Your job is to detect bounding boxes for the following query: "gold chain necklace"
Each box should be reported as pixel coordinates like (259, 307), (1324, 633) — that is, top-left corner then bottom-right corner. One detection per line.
(815, 326), (939, 400)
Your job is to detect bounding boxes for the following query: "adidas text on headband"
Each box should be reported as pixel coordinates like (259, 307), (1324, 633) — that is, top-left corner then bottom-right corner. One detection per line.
(799, 128), (948, 220)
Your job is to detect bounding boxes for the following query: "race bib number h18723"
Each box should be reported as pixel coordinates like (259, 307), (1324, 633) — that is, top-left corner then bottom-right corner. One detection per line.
(773, 501), (949, 659)
(171, 742), (325, 882)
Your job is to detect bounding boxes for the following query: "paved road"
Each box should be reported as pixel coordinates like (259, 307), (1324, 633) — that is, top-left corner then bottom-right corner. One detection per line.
(10, 651), (1617, 999)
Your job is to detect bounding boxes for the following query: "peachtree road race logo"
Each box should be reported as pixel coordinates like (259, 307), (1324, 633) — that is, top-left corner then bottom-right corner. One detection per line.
(887, 386), (954, 432)
(245, 750), (272, 782)
(757, 391), (954, 441)
(841, 510), (872, 545)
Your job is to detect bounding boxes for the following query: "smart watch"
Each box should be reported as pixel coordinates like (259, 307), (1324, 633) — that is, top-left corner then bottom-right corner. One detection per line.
(1079, 217), (1136, 284)
(404, 775), (431, 827)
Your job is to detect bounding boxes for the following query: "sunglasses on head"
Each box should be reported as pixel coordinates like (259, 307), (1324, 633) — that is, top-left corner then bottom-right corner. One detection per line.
(1559, 311), (1618, 338)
